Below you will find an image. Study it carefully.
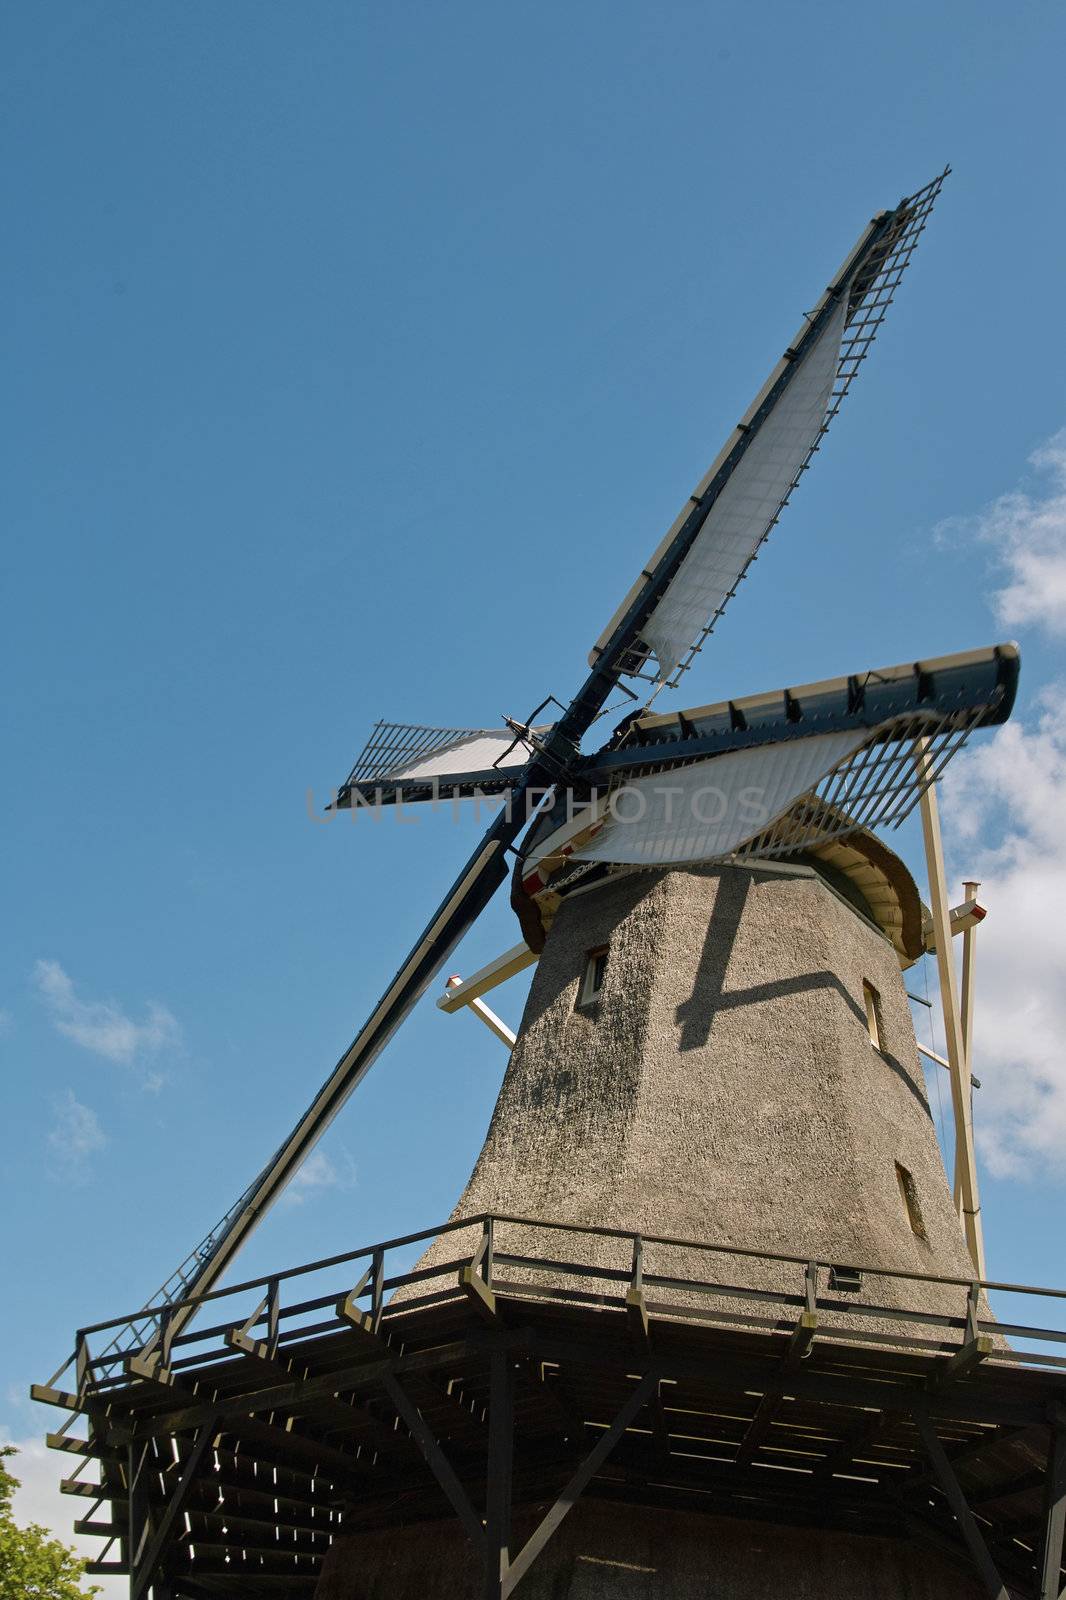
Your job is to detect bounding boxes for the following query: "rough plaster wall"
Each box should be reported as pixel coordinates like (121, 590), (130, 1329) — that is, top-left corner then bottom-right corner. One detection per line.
(412, 864), (976, 1320)
(608, 865), (977, 1317)
(409, 869), (670, 1287)
(316, 1500), (981, 1599)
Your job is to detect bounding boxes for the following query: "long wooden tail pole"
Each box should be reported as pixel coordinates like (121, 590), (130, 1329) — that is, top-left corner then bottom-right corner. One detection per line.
(915, 740), (985, 1276)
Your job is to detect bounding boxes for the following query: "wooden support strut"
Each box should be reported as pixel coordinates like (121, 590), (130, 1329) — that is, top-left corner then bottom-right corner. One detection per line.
(461, 1218), (499, 1324)
(130, 1419), (217, 1600)
(500, 1369), (660, 1598)
(957, 878), (980, 1213)
(625, 1235), (650, 1349)
(484, 1348), (515, 1600)
(127, 1439), (153, 1583)
(736, 1262), (818, 1469)
(380, 1370), (486, 1555)
(915, 740), (986, 1276)
(1038, 1422), (1066, 1600)
(911, 1407), (1010, 1600)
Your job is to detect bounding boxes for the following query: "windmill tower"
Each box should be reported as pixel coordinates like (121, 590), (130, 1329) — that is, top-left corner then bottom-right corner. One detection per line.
(33, 172), (1066, 1600)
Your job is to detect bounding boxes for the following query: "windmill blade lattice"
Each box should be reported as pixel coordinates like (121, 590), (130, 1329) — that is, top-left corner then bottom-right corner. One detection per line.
(592, 169), (948, 688)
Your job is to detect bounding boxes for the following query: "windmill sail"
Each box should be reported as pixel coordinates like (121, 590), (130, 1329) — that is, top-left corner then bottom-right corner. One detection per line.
(336, 721), (537, 808)
(572, 728), (866, 865)
(640, 296), (846, 682)
(571, 642), (1017, 869)
(589, 171), (948, 687)
(515, 642), (1017, 911)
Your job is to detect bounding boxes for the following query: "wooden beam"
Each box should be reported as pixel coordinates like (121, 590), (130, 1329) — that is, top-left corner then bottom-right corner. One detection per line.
(130, 1336), (479, 1435)
(814, 1409), (894, 1484)
(46, 1431), (120, 1462)
(30, 1383), (83, 1413)
(404, 1372), (488, 1445)
(216, 1415), (378, 1488)
(223, 1327), (411, 1465)
(523, 1330), (1045, 1429)
(436, 945), (537, 1011)
(734, 1392), (780, 1470)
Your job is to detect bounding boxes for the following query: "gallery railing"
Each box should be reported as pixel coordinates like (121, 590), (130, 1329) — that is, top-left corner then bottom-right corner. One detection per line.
(35, 1211), (1066, 1418)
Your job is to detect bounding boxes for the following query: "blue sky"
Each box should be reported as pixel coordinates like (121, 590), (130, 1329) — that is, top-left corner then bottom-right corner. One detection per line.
(3, 1), (1065, 1572)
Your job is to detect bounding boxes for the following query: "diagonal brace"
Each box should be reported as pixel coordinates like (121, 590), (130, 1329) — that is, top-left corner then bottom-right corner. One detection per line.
(911, 1407), (1010, 1600)
(501, 1369), (659, 1598)
(130, 1418), (217, 1600)
(381, 1371), (485, 1554)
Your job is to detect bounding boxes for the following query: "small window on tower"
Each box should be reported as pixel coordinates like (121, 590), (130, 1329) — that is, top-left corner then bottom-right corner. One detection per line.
(863, 980), (884, 1051)
(577, 946), (609, 1009)
(895, 1161), (928, 1240)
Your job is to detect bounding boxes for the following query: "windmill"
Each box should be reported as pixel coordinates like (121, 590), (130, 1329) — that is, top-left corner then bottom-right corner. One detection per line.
(35, 171), (1066, 1600)
(90, 166), (986, 1346)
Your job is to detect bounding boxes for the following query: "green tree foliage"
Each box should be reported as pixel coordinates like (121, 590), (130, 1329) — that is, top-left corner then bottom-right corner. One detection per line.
(0, 1447), (101, 1599)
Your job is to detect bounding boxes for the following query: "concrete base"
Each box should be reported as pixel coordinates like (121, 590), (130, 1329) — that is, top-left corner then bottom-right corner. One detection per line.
(316, 1499), (981, 1598)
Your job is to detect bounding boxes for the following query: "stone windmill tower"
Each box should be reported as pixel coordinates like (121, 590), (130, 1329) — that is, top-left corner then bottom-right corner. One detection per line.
(311, 646), (1017, 1598)
(35, 172), (1066, 1600)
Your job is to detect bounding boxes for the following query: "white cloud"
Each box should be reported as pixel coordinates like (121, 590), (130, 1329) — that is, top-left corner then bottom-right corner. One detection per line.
(939, 694), (1066, 1177)
(47, 1090), (106, 1183)
(0, 1008), (11, 1034)
(0, 1429), (123, 1597)
(933, 426), (1066, 1178)
(937, 426), (1066, 636)
(283, 1146), (357, 1206)
(33, 959), (178, 1078)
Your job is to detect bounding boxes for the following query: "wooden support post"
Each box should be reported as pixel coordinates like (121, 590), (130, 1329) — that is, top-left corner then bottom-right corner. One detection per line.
(929, 1282), (992, 1388)
(336, 1250), (390, 1346)
(461, 1220), (499, 1323)
(370, 1248), (385, 1335)
(1038, 1424), (1066, 1600)
(916, 742), (986, 1276)
(126, 1439), (153, 1594)
(785, 1261), (819, 1368)
(625, 1236), (651, 1348)
(227, 1279), (281, 1362)
(956, 879), (980, 1212)
(912, 1408), (1009, 1600)
(484, 1347), (514, 1600)
(265, 1276), (280, 1359)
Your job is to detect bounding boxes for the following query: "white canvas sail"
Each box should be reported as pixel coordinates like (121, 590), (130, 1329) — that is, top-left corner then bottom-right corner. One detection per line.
(572, 729), (865, 866)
